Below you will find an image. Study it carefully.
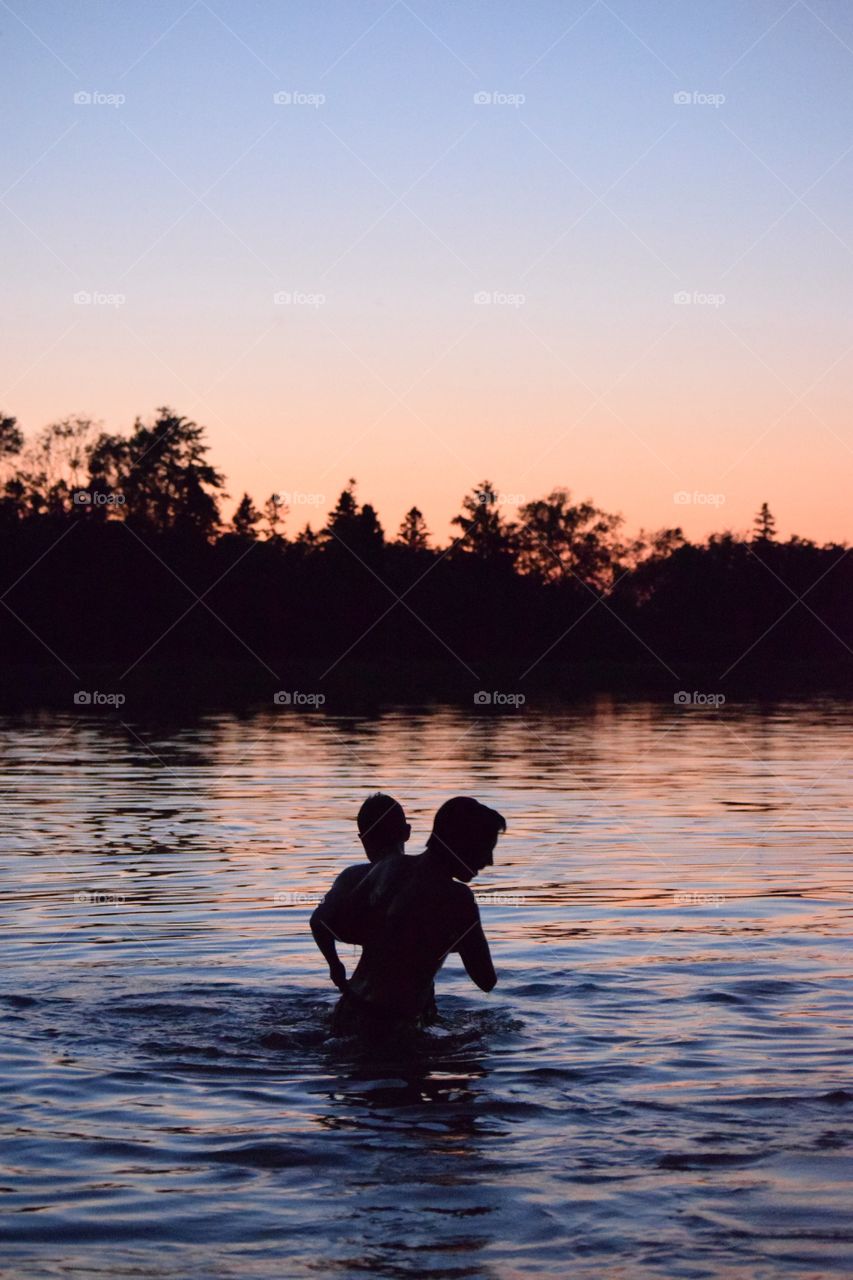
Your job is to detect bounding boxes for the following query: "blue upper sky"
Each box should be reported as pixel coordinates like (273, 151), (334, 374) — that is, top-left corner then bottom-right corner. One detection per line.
(3, 0), (853, 540)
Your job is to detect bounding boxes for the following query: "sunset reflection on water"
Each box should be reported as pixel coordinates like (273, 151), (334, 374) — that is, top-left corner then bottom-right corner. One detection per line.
(1, 699), (852, 1278)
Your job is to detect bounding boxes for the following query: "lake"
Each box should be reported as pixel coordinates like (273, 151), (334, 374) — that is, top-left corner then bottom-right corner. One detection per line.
(1, 700), (851, 1278)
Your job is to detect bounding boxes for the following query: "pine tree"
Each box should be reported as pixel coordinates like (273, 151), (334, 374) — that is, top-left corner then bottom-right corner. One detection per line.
(451, 480), (516, 559)
(264, 493), (286, 540)
(396, 506), (430, 551)
(323, 478), (359, 542)
(0, 414), (23, 462)
(231, 492), (262, 538)
(753, 502), (777, 542)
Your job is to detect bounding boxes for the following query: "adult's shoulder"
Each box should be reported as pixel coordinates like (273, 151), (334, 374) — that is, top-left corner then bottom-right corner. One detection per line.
(448, 878), (480, 919)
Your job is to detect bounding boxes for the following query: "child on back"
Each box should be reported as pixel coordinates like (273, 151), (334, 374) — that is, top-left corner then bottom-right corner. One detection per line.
(310, 793), (410, 992)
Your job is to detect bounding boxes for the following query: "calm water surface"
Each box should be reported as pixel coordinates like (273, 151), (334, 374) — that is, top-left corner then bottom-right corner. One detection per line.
(1, 700), (852, 1279)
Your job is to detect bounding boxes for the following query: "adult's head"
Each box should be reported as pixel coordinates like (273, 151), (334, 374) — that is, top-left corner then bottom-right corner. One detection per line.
(357, 792), (411, 862)
(426, 796), (506, 882)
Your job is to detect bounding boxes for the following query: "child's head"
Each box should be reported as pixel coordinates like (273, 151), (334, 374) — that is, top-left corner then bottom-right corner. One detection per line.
(427, 796), (506, 881)
(357, 792), (411, 862)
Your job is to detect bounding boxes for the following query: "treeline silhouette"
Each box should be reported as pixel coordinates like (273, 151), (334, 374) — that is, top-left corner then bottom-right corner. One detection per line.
(1, 407), (851, 698)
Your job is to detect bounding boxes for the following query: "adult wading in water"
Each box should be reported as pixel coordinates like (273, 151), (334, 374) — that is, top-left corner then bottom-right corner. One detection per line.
(319, 796), (505, 1033)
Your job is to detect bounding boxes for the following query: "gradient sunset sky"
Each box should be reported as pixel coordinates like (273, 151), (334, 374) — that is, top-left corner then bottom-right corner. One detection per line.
(3, 0), (853, 542)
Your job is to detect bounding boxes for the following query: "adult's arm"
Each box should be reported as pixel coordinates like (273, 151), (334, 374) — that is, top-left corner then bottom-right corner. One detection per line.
(451, 890), (497, 992)
(457, 920), (497, 991)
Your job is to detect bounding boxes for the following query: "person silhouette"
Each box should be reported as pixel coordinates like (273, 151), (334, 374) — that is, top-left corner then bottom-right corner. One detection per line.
(310, 793), (410, 992)
(324, 796), (506, 1034)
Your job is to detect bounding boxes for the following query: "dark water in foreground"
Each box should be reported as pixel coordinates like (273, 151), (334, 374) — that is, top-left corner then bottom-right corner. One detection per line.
(1, 701), (852, 1279)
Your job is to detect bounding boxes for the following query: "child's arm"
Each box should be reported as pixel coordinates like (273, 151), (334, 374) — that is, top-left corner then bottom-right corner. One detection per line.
(309, 864), (367, 991)
(310, 904), (348, 991)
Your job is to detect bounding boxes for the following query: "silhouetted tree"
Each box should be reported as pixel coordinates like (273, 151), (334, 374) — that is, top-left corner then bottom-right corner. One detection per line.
(295, 523), (318, 548)
(516, 489), (624, 587)
(0, 414), (25, 523)
(264, 493), (286, 541)
(231, 493), (262, 538)
(88, 407), (224, 538)
(322, 479), (359, 542)
(10, 417), (97, 516)
(753, 502), (777, 542)
(0, 408), (850, 692)
(396, 506), (431, 551)
(451, 481), (516, 560)
(356, 502), (384, 551)
(321, 480), (384, 559)
(0, 414), (23, 462)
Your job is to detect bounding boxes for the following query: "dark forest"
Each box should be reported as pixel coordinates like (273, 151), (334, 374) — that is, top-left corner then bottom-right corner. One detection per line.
(1, 408), (850, 707)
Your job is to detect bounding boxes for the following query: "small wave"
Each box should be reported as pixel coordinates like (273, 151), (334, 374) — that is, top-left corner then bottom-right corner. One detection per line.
(728, 978), (814, 999)
(820, 1089), (852, 1105)
(206, 1142), (335, 1169)
(658, 1151), (765, 1171)
(140, 1040), (223, 1058)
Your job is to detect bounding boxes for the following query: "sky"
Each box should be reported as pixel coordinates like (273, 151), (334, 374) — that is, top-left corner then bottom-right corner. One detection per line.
(2, 0), (853, 543)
